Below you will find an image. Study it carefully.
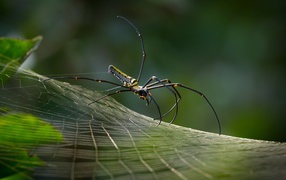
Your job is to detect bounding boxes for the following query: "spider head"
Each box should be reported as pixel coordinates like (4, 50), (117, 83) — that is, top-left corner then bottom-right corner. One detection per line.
(137, 89), (152, 105)
(137, 89), (148, 99)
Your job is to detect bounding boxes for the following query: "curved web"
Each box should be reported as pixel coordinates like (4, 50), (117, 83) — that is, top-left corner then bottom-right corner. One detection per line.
(1, 67), (286, 180)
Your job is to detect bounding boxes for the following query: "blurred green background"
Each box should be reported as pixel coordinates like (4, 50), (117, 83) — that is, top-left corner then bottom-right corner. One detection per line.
(1, 1), (285, 141)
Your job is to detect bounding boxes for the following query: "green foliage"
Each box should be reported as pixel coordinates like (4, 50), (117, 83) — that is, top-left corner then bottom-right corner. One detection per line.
(0, 36), (63, 179)
(0, 113), (63, 179)
(0, 113), (63, 144)
(0, 36), (42, 84)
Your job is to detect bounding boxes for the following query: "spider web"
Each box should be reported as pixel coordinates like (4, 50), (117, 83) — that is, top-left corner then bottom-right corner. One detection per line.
(1, 67), (286, 180)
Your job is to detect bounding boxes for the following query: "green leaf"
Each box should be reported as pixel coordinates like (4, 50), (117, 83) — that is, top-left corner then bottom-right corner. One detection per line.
(0, 113), (63, 145)
(0, 113), (63, 179)
(0, 36), (42, 85)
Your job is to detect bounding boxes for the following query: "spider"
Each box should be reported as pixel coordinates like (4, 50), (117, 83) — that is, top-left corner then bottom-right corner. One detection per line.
(50, 16), (221, 135)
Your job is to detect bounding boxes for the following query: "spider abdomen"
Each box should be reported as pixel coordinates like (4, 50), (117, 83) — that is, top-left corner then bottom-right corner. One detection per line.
(108, 65), (138, 87)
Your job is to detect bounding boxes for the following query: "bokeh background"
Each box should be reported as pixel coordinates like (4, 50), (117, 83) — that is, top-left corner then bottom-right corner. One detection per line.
(1, 0), (286, 141)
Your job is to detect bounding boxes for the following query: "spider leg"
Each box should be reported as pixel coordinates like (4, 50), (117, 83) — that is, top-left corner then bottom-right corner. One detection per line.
(89, 89), (131, 105)
(117, 16), (146, 83)
(44, 76), (132, 105)
(146, 79), (181, 120)
(44, 76), (125, 87)
(104, 85), (122, 92)
(148, 83), (221, 135)
(142, 77), (180, 123)
(145, 78), (171, 88)
(146, 91), (162, 126)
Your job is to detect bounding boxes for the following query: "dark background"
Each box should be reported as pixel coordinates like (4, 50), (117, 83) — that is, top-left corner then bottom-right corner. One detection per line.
(1, 0), (286, 141)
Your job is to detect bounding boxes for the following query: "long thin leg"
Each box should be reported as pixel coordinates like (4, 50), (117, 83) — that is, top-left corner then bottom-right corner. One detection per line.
(45, 76), (125, 87)
(146, 79), (181, 121)
(117, 16), (146, 83)
(146, 79), (182, 119)
(89, 89), (132, 105)
(148, 83), (221, 135)
(147, 92), (163, 126)
(142, 77), (180, 123)
(145, 78), (171, 88)
(104, 85), (122, 92)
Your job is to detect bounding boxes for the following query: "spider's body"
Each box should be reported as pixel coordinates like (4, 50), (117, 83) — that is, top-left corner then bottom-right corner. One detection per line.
(108, 65), (151, 103)
(108, 65), (138, 87)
